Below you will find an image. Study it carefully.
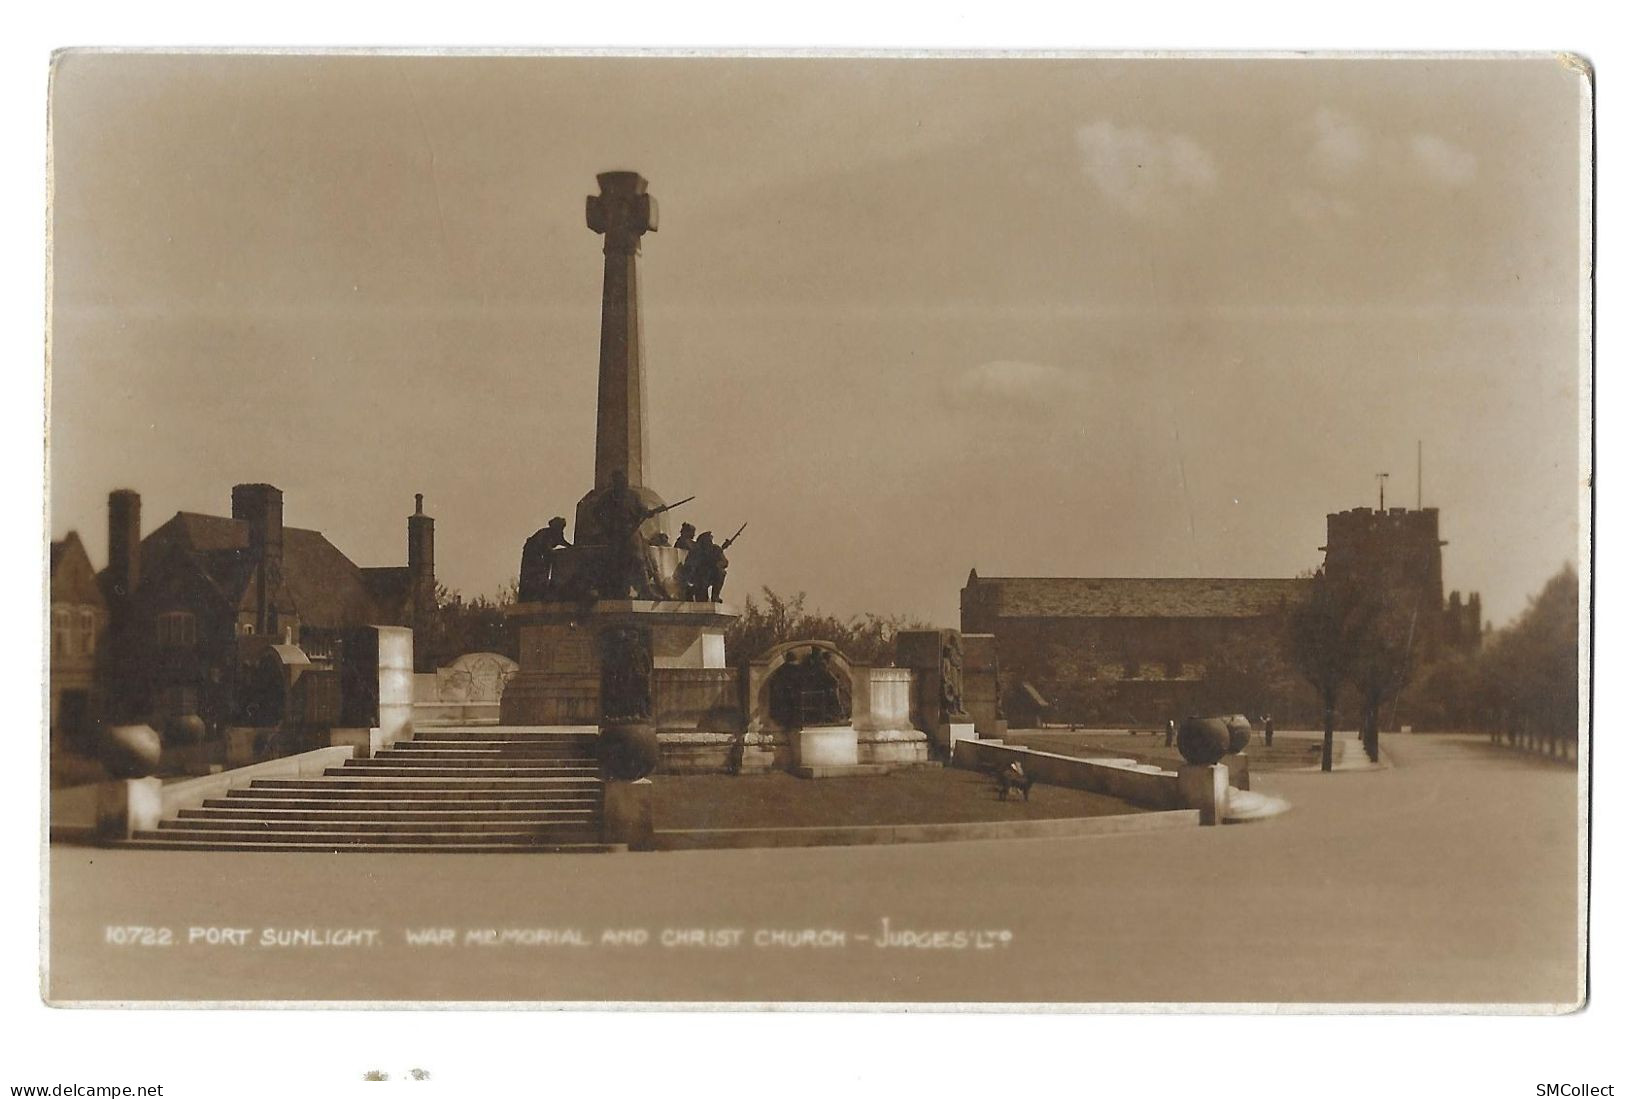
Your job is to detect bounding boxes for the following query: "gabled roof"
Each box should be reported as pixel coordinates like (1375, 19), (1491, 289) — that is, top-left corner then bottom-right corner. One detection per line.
(124, 512), (386, 630)
(964, 576), (1309, 619)
(50, 532), (107, 609)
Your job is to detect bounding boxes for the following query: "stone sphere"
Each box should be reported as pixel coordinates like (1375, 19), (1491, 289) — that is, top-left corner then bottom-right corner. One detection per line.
(598, 722), (660, 781)
(1225, 715), (1253, 755)
(167, 713), (208, 745)
(1177, 717), (1232, 766)
(100, 724), (162, 778)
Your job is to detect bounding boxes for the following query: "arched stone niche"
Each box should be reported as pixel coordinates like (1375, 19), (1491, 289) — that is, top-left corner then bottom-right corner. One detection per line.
(747, 640), (855, 732)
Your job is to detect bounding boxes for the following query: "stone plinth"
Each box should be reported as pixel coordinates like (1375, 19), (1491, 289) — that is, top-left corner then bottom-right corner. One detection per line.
(337, 625), (416, 749)
(1176, 762), (1230, 826)
(961, 633), (1004, 738)
(603, 778), (654, 850)
(96, 777), (162, 841)
(894, 628), (974, 754)
(502, 599), (737, 726)
(793, 725), (860, 771)
(944, 721), (978, 756)
(852, 667), (912, 733)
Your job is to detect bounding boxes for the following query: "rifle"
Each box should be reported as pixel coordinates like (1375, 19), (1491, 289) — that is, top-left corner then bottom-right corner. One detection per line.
(721, 522), (748, 551)
(644, 494), (695, 519)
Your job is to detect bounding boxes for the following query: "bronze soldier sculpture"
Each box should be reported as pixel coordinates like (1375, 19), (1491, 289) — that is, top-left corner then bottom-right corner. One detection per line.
(941, 634), (968, 720)
(682, 523), (745, 601)
(800, 648), (851, 725)
(518, 516), (571, 601)
(589, 470), (692, 599)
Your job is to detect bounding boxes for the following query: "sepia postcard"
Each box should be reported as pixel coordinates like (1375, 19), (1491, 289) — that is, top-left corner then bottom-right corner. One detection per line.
(42, 50), (1592, 1012)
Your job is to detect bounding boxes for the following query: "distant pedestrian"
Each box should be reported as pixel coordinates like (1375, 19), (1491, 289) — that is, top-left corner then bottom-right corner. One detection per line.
(1164, 718), (1176, 748)
(1264, 715), (1274, 748)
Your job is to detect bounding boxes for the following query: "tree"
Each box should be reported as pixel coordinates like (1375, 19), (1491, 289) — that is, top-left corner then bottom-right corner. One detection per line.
(415, 581), (519, 671)
(1479, 564), (1580, 756)
(724, 587), (932, 665)
(1347, 588), (1424, 763)
(1287, 568), (1365, 771)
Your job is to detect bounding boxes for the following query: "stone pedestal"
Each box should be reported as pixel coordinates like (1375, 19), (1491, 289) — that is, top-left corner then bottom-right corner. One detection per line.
(1176, 762), (1230, 826)
(793, 725), (860, 772)
(602, 778), (654, 851)
(502, 599), (737, 725)
(945, 721), (978, 755)
(961, 633), (1005, 738)
(96, 777), (162, 841)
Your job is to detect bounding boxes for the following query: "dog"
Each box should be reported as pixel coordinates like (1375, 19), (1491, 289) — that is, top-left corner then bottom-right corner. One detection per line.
(993, 761), (1034, 801)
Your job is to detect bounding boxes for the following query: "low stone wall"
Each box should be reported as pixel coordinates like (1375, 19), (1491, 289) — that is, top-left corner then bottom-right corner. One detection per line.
(655, 810), (1199, 850)
(952, 739), (1184, 811)
(655, 668), (743, 734)
(656, 725), (931, 775)
(52, 746), (357, 843)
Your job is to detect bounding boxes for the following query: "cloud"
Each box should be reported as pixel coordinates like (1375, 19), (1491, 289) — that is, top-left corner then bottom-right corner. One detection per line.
(1308, 108), (1370, 181)
(1290, 109), (1480, 223)
(1409, 134), (1479, 188)
(1075, 121), (1217, 217)
(943, 360), (1087, 420)
(1287, 187), (1356, 227)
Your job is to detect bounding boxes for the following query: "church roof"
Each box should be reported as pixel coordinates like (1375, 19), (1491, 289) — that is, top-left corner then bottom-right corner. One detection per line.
(964, 576), (1308, 619)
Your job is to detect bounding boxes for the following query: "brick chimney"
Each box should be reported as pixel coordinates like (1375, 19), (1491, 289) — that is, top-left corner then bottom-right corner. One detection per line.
(106, 489), (141, 600)
(232, 483), (284, 635)
(408, 493), (436, 628)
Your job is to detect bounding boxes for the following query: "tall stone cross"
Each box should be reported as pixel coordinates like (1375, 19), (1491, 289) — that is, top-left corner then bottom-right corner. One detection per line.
(586, 171), (659, 491)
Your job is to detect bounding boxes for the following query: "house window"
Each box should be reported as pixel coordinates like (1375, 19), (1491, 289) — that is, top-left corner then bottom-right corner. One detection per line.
(79, 610), (96, 655)
(52, 608), (70, 658)
(157, 611), (197, 648)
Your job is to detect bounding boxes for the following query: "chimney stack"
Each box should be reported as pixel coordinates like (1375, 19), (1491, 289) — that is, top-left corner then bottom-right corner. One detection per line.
(408, 493), (436, 630)
(106, 489), (142, 599)
(232, 483), (284, 635)
(232, 484), (285, 563)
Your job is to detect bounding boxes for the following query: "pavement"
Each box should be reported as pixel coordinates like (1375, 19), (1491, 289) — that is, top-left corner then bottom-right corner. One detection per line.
(45, 732), (1582, 1007)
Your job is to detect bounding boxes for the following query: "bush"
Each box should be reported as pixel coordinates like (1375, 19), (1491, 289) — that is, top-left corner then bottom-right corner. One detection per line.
(725, 587), (932, 665)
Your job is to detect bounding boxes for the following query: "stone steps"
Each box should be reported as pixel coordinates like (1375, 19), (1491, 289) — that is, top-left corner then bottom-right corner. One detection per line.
(181, 807), (598, 824)
(159, 817), (598, 835)
(123, 725), (611, 853)
(134, 827), (591, 844)
(120, 838), (623, 854)
(209, 796), (599, 811)
(323, 768), (598, 780)
(253, 773), (604, 790)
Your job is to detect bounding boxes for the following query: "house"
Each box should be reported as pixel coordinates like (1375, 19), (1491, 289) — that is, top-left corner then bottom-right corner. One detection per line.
(93, 484), (435, 735)
(48, 531), (108, 750)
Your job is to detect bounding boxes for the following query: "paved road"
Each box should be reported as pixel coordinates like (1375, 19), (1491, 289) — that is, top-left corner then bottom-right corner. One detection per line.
(46, 733), (1582, 1006)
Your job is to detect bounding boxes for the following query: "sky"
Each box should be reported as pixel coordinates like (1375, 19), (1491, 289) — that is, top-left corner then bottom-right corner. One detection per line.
(47, 53), (1588, 629)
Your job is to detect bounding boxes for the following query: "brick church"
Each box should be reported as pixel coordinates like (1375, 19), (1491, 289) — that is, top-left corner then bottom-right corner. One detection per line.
(962, 505), (1482, 727)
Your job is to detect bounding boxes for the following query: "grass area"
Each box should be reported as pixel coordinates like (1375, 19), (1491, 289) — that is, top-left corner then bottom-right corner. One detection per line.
(1008, 729), (1330, 773)
(653, 766), (1147, 830)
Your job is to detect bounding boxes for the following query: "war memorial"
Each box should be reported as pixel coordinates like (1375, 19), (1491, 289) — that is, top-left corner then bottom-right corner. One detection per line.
(49, 169), (1299, 857)
(35, 55), (1589, 1032)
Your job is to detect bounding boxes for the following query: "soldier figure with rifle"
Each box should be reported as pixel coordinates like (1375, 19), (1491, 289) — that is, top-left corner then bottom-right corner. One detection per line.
(685, 522), (745, 602)
(590, 470), (694, 599)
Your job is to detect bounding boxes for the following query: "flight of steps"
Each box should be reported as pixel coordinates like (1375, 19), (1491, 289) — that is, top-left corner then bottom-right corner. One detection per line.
(125, 726), (618, 853)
